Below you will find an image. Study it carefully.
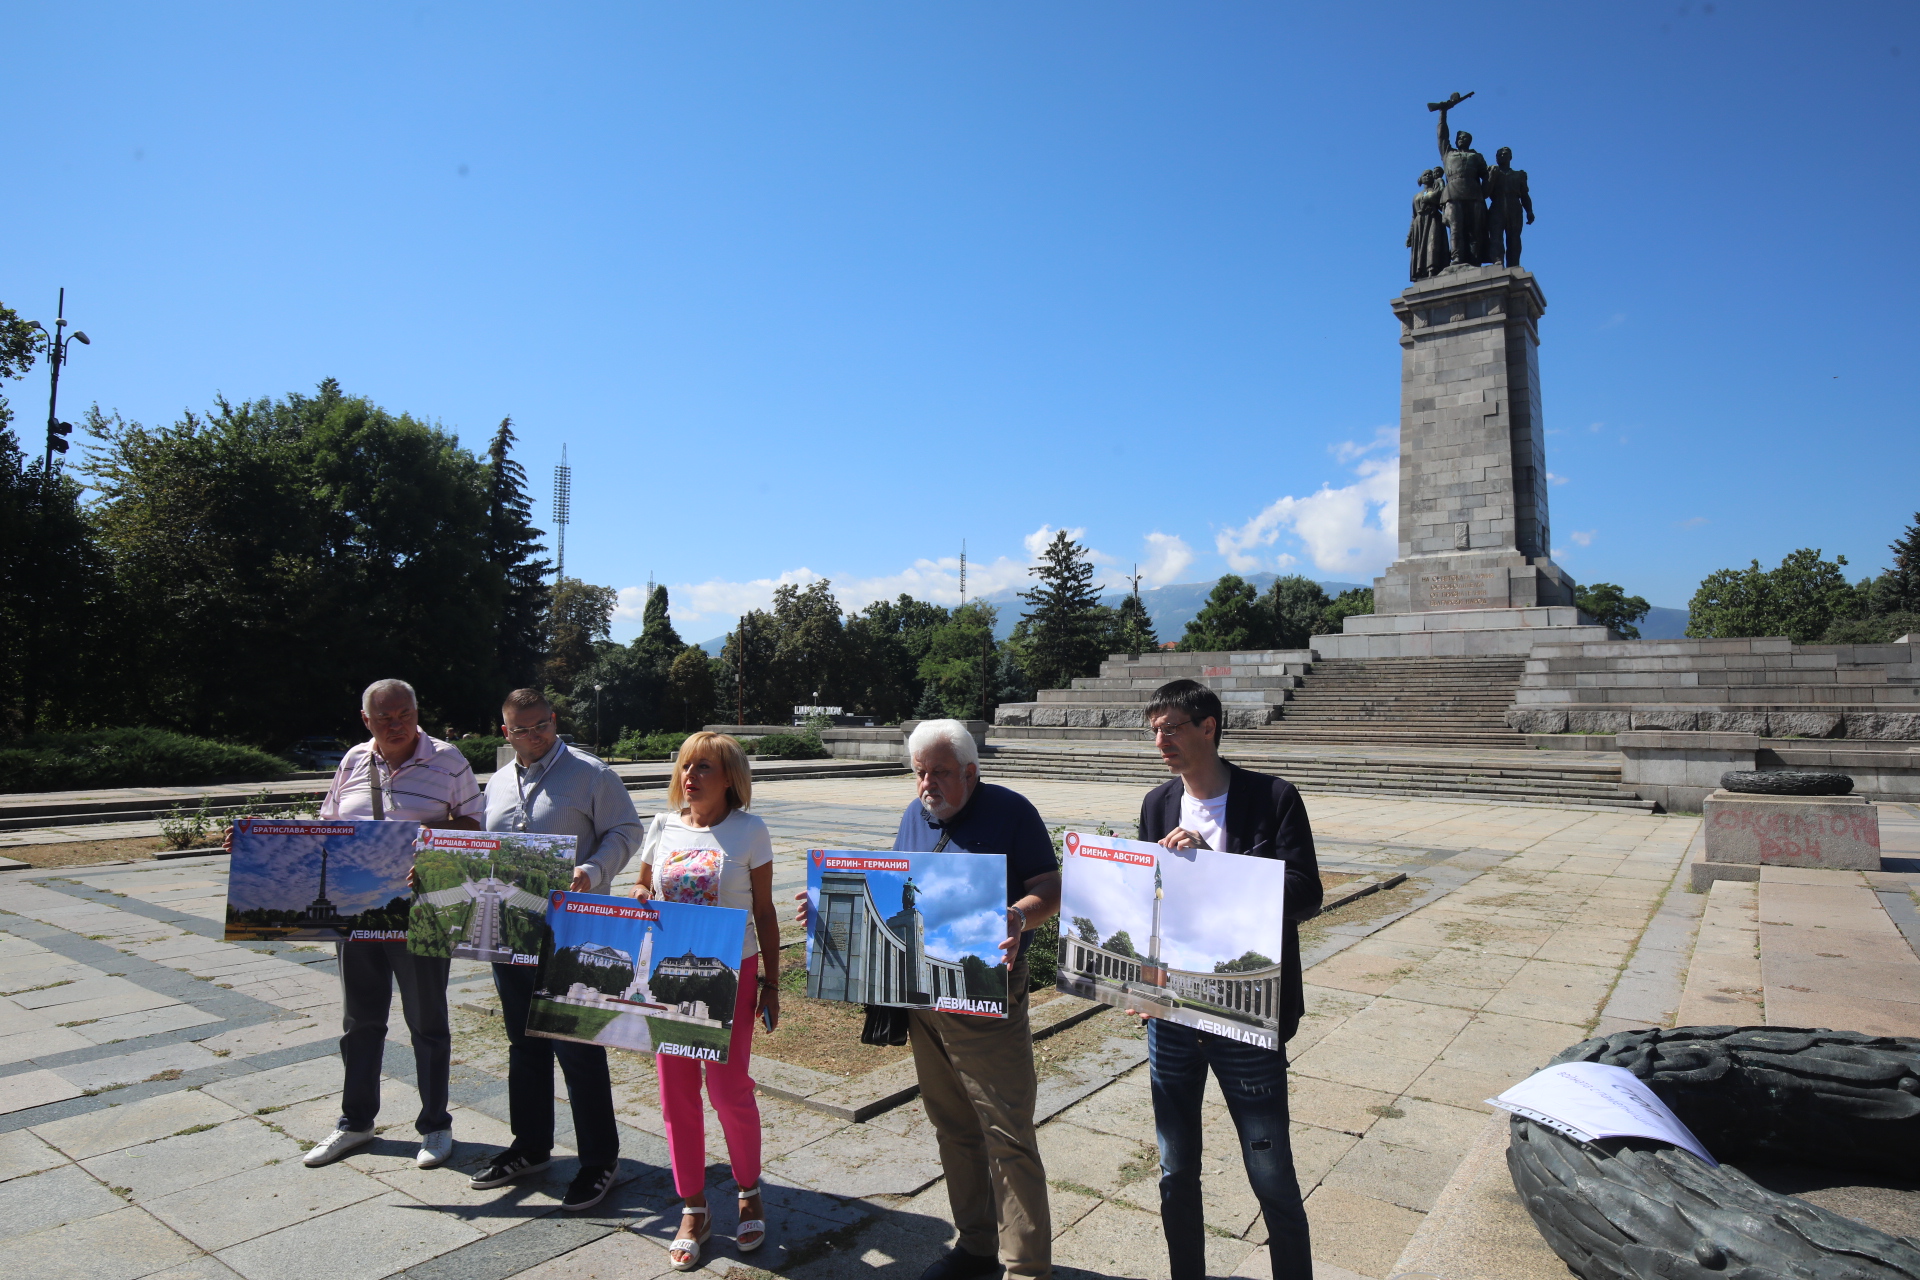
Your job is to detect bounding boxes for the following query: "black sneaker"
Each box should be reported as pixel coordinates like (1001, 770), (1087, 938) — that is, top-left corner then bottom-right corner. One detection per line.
(919, 1245), (1001, 1280)
(469, 1150), (552, 1189)
(562, 1163), (617, 1212)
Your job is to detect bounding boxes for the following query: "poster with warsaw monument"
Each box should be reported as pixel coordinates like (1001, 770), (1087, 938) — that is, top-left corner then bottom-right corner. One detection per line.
(408, 828), (577, 964)
(525, 890), (750, 1063)
(1056, 830), (1289, 1049)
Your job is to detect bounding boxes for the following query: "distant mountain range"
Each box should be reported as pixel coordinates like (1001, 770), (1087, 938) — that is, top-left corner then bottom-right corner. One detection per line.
(695, 576), (1688, 651)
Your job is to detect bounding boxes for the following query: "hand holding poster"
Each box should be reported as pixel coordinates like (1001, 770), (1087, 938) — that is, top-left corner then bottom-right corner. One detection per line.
(409, 829), (577, 964)
(225, 819), (417, 942)
(1056, 830), (1289, 1049)
(1488, 1062), (1717, 1165)
(803, 849), (1011, 1017)
(525, 891), (749, 1062)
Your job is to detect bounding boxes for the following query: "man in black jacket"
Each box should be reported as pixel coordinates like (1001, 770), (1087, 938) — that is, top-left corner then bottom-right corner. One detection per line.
(1137, 680), (1321, 1280)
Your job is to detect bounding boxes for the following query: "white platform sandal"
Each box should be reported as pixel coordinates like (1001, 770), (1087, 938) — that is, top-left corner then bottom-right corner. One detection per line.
(670, 1204), (711, 1271)
(736, 1185), (766, 1253)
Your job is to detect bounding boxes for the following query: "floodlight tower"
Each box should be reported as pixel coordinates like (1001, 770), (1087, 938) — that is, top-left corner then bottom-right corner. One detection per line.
(553, 446), (572, 581)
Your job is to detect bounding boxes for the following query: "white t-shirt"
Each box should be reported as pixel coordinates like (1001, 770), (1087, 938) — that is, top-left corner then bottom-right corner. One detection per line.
(1179, 790), (1228, 851)
(640, 808), (773, 961)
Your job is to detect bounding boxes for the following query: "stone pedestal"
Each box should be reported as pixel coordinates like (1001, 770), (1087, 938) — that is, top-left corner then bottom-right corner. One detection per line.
(1370, 265), (1578, 616)
(1312, 604), (1612, 658)
(1692, 790), (1883, 890)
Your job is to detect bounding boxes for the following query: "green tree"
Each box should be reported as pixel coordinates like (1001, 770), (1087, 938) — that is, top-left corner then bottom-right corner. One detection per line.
(1576, 583), (1652, 639)
(1314, 586), (1374, 636)
(919, 603), (999, 720)
(83, 382), (500, 741)
(716, 609), (779, 724)
(665, 644), (716, 730)
(634, 584), (684, 671)
(1020, 530), (1104, 689)
(1107, 591), (1158, 655)
(1687, 549), (1858, 645)
(1262, 575), (1330, 649)
(845, 594), (951, 722)
(1884, 514), (1920, 615)
(1071, 916), (1099, 943)
(1102, 930), (1137, 957)
(544, 577), (616, 692)
(1214, 950), (1276, 973)
(486, 418), (550, 689)
(1181, 575), (1263, 651)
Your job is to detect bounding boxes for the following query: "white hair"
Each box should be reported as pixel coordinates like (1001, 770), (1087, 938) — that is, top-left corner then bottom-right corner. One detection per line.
(907, 718), (978, 770)
(361, 678), (418, 714)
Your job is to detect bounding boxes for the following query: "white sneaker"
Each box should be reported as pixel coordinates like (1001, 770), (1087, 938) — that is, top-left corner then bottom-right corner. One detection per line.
(304, 1127), (374, 1167)
(417, 1129), (455, 1169)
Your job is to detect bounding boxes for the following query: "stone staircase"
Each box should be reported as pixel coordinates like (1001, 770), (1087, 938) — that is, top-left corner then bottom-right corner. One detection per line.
(994, 651), (1529, 749)
(994, 650), (1313, 734)
(1236, 655), (1527, 749)
(979, 743), (1652, 811)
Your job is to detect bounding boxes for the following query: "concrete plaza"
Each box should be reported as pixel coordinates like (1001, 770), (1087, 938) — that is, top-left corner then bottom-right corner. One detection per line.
(10, 770), (1909, 1280)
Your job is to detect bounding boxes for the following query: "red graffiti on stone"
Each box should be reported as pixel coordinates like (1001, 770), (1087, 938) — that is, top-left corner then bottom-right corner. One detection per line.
(1708, 808), (1880, 862)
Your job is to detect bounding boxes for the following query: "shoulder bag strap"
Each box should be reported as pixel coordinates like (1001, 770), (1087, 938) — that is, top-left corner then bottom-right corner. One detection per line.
(366, 747), (385, 822)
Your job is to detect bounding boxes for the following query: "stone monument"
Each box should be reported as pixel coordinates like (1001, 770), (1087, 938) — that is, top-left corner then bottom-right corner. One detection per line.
(1317, 94), (1611, 659)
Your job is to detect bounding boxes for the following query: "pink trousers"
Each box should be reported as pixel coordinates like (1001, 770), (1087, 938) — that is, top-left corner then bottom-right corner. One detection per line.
(657, 952), (761, 1198)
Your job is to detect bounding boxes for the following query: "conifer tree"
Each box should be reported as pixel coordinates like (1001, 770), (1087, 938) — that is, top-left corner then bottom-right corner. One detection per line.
(1887, 514), (1920, 614)
(1181, 575), (1262, 651)
(487, 418), (550, 688)
(1020, 530), (1103, 689)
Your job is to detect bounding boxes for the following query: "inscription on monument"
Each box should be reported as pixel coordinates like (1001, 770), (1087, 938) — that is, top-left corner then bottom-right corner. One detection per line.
(1415, 569), (1507, 611)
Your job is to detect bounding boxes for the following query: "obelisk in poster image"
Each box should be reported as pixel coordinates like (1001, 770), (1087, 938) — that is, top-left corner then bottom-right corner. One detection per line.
(524, 891), (749, 1063)
(1055, 830), (1288, 1049)
(225, 819), (417, 943)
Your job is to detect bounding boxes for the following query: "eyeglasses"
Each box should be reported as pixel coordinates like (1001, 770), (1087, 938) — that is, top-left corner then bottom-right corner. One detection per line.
(1150, 719), (1195, 739)
(505, 719), (554, 738)
(367, 710), (417, 727)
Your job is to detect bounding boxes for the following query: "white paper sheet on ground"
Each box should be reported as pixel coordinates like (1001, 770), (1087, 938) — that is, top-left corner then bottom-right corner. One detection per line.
(1488, 1061), (1717, 1166)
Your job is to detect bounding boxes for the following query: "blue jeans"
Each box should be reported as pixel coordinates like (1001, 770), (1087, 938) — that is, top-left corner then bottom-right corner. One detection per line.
(1148, 1020), (1312, 1280)
(493, 962), (619, 1168)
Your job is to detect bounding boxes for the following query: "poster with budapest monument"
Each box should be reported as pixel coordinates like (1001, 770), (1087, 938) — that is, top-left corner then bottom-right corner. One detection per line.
(1056, 830), (1289, 1049)
(525, 891), (750, 1063)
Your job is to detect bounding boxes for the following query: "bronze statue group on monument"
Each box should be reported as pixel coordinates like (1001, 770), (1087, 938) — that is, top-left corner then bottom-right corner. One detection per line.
(1409, 90), (1533, 279)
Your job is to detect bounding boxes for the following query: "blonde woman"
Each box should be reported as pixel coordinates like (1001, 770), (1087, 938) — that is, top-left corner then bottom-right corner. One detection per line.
(636, 732), (781, 1270)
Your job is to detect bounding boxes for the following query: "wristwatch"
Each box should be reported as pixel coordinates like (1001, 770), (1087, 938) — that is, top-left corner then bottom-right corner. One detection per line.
(1009, 904), (1028, 934)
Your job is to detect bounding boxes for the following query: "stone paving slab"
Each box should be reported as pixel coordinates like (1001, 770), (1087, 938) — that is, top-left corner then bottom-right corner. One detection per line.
(0, 774), (1700, 1280)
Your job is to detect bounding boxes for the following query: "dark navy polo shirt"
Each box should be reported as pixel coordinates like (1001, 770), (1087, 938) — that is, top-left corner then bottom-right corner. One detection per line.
(893, 781), (1059, 956)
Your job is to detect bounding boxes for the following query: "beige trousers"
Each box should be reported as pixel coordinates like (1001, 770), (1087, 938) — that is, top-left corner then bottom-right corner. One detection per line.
(908, 959), (1051, 1278)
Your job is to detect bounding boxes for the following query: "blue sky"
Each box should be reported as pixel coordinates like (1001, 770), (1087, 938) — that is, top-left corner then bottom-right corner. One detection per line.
(228, 822), (415, 915)
(809, 852), (1006, 963)
(9, 4), (1917, 641)
(550, 894), (748, 971)
(1061, 836), (1288, 973)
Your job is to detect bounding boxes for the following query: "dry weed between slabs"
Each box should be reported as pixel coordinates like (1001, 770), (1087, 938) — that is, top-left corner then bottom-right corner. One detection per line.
(0, 836), (175, 867)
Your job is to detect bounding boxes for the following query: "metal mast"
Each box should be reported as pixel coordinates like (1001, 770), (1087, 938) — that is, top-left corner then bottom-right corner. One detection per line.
(552, 446), (572, 581)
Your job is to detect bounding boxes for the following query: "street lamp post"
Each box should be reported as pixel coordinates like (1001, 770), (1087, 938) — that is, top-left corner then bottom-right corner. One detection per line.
(27, 289), (90, 472)
(593, 683), (604, 750)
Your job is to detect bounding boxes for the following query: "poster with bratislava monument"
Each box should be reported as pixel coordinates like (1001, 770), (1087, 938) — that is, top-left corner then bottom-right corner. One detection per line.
(1055, 830), (1288, 1050)
(525, 891), (749, 1063)
(225, 820), (417, 943)
(408, 829), (577, 965)
(803, 850), (1011, 1018)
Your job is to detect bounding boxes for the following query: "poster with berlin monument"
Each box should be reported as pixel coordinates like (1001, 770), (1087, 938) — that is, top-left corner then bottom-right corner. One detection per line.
(805, 850), (1012, 1018)
(524, 890), (749, 1063)
(408, 828), (577, 965)
(223, 819), (419, 943)
(1056, 830), (1289, 1049)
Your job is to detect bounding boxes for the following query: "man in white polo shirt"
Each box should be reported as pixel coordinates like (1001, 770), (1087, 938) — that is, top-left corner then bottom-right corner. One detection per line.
(301, 678), (483, 1172)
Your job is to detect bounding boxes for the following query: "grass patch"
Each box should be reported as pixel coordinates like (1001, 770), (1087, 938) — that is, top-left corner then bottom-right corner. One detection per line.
(1367, 1104), (1406, 1120)
(173, 1123), (219, 1136)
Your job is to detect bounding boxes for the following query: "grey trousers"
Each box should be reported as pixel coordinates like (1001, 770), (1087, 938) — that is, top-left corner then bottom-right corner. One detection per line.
(908, 959), (1051, 1278)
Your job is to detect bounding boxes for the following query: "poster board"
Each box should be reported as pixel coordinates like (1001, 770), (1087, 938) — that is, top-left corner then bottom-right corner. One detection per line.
(803, 849), (1011, 1018)
(525, 891), (750, 1062)
(1489, 1062), (1717, 1165)
(1055, 830), (1289, 1049)
(409, 829), (577, 964)
(225, 819), (418, 942)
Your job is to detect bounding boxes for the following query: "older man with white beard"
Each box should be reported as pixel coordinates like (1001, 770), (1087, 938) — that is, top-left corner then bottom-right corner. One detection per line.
(800, 719), (1060, 1280)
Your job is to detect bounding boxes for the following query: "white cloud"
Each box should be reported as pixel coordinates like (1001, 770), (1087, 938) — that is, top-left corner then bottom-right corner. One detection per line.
(1547, 472), (1569, 486)
(1215, 432), (1399, 576)
(1023, 524), (1085, 558)
(1139, 533), (1194, 586)
(1332, 426), (1397, 465)
(1568, 530), (1595, 548)
(1676, 516), (1709, 529)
